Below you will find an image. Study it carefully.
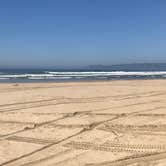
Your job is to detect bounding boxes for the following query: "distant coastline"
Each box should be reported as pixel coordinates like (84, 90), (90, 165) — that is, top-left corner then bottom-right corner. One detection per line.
(88, 63), (166, 71)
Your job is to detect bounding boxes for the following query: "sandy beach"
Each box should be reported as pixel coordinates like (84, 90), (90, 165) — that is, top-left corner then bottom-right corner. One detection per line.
(0, 80), (166, 166)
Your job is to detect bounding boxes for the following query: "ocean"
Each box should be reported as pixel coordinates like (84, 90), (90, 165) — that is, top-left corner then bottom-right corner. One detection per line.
(1, 67), (166, 82)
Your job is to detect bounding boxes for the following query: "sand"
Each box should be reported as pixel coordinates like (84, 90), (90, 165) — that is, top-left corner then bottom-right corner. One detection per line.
(0, 80), (166, 166)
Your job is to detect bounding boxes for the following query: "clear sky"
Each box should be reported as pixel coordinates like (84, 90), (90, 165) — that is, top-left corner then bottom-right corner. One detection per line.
(0, 0), (166, 68)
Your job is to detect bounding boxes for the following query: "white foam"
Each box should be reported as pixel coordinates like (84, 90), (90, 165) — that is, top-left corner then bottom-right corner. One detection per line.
(0, 74), (29, 78)
(28, 76), (72, 80)
(1, 71), (166, 80)
(45, 71), (166, 76)
(0, 77), (10, 80)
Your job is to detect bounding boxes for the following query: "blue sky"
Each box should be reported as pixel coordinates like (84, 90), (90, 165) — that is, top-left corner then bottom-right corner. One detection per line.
(0, 0), (166, 68)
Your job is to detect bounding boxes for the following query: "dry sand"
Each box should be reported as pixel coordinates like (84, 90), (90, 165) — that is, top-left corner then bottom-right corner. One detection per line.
(0, 80), (166, 166)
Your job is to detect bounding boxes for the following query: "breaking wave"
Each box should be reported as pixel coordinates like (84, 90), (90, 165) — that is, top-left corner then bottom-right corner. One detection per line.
(0, 71), (166, 81)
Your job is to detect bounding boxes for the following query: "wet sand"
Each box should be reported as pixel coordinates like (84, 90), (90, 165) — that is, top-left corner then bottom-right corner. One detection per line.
(0, 80), (166, 166)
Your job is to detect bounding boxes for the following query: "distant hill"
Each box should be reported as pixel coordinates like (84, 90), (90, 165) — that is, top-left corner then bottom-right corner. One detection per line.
(88, 63), (166, 71)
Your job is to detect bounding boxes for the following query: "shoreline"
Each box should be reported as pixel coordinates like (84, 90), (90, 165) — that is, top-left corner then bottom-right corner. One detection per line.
(0, 77), (166, 84)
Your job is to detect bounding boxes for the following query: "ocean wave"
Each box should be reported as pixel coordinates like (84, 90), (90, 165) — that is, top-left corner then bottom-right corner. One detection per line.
(0, 77), (10, 80)
(0, 71), (166, 80)
(0, 74), (54, 78)
(45, 71), (166, 76)
(28, 76), (72, 80)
